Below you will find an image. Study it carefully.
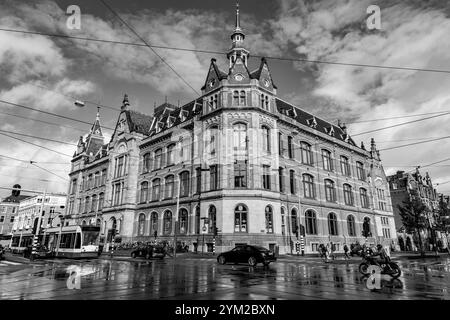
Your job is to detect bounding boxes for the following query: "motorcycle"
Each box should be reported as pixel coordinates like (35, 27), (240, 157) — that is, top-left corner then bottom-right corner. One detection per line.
(359, 250), (401, 278)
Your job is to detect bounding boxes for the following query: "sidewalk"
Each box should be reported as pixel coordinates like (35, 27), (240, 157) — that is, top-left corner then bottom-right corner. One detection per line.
(391, 251), (449, 260)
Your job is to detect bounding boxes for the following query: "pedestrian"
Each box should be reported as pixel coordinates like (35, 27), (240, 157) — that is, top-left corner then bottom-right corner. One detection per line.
(343, 243), (350, 260)
(324, 243), (331, 262)
(330, 242), (336, 260)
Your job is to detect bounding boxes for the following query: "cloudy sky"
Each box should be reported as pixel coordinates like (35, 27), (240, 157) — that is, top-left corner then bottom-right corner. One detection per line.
(0, 0), (450, 198)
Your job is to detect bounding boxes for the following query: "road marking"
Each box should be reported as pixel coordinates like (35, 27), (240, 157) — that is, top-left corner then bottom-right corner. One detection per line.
(0, 260), (22, 266)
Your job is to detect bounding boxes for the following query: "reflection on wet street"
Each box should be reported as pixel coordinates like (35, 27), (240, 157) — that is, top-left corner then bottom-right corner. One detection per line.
(1, 256), (450, 299)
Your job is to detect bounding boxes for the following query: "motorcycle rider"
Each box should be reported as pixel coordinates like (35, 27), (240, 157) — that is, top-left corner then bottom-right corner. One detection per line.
(372, 244), (391, 269)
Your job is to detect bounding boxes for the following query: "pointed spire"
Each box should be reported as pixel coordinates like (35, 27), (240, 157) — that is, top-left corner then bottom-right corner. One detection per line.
(235, 2), (241, 32)
(121, 94), (130, 111)
(370, 138), (380, 160)
(361, 141), (366, 150)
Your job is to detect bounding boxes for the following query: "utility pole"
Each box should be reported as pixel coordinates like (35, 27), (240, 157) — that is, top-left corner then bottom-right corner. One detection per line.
(174, 174), (181, 259)
(31, 190), (46, 260)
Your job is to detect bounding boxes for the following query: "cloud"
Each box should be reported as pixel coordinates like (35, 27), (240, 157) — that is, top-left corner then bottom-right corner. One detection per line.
(270, 0), (450, 193)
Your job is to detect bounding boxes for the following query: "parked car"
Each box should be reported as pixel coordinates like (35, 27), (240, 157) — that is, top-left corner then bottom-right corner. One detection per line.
(131, 245), (165, 259)
(217, 245), (276, 267)
(23, 245), (54, 259)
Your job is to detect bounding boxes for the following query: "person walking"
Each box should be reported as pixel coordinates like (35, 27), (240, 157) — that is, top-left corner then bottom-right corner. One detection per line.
(324, 243), (331, 262)
(343, 243), (350, 260)
(330, 242), (336, 260)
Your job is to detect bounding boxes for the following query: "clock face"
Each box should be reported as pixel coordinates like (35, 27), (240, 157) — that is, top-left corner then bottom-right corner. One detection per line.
(234, 74), (244, 81)
(208, 79), (215, 88)
(374, 177), (383, 187)
(263, 79), (270, 87)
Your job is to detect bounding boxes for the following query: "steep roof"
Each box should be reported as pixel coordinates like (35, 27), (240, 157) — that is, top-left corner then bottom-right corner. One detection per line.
(149, 99), (202, 136)
(1, 194), (31, 204)
(125, 110), (154, 135)
(275, 98), (357, 146)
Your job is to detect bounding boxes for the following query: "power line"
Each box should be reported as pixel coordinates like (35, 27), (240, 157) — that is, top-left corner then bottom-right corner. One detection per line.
(0, 164), (69, 172)
(0, 99), (115, 131)
(0, 154), (68, 165)
(0, 173), (65, 183)
(31, 162), (68, 182)
(13, 79), (121, 112)
(0, 129), (77, 146)
(2, 27), (450, 75)
(345, 110), (450, 124)
(0, 132), (72, 158)
(379, 135), (450, 152)
(0, 110), (86, 133)
(352, 112), (450, 136)
(99, 0), (201, 96)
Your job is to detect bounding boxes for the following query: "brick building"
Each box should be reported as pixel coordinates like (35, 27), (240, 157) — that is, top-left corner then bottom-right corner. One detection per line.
(66, 4), (397, 254)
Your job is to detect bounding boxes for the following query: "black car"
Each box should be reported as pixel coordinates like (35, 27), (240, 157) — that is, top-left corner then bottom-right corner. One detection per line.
(22, 245), (54, 259)
(131, 245), (165, 259)
(217, 245), (276, 266)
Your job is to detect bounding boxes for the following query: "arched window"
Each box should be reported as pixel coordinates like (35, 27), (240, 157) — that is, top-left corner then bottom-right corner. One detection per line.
(138, 213), (146, 236)
(233, 90), (239, 105)
(324, 179), (336, 202)
(262, 126), (270, 153)
(195, 206), (200, 234)
(322, 149), (333, 171)
(302, 174), (315, 199)
(233, 123), (247, 152)
(143, 153), (151, 173)
(140, 181), (148, 203)
(180, 171), (190, 197)
(167, 144), (175, 165)
(208, 205), (216, 233)
(91, 194), (98, 212)
(305, 210), (317, 235)
(360, 188), (369, 208)
(234, 204), (247, 233)
(179, 209), (188, 234)
(265, 206), (273, 233)
(328, 212), (338, 236)
(150, 212), (158, 236)
(239, 90), (246, 105)
(340, 156), (350, 176)
(363, 217), (372, 237)
(356, 161), (366, 181)
(163, 211), (172, 235)
(343, 184), (354, 206)
(165, 175), (174, 199)
(291, 208), (298, 236)
(98, 193), (104, 211)
(152, 178), (161, 201)
(301, 142), (313, 165)
(154, 149), (162, 169)
(347, 215), (356, 237)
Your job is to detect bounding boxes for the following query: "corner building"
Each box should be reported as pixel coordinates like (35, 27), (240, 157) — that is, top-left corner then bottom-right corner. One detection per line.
(66, 5), (397, 254)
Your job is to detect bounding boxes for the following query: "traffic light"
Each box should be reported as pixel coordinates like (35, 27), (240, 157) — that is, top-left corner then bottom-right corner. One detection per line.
(32, 218), (39, 235)
(213, 226), (218, 236)
(294, 226), (299, 239)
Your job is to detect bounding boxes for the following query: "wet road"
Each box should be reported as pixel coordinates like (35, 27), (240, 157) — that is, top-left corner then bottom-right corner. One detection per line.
(1, 255), (449, 300)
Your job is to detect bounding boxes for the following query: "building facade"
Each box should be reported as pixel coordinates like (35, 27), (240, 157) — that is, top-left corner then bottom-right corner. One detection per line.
(66, 5), (397, 254)
(387, 169), (444, 250)
(0, 185), (30, 245)
(10, 193), (67, 249)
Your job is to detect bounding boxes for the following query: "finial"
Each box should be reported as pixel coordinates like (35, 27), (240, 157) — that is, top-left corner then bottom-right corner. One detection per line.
(235, 2), (241, 31)
(96, 106), (100, 120)
(121, 94), (129, 110)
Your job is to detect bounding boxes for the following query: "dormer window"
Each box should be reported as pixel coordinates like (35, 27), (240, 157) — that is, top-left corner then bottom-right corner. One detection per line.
(167, 116), (175, 128)
(291, 108), (297, 118)
(325, 126), (335, 136)
(307, 117), (318, 128)
(180, 109), (188, 122)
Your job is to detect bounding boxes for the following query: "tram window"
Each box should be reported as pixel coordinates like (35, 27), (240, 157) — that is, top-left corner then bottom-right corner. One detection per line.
(75, 233), (81, 249)
(82, 231), (99, 246)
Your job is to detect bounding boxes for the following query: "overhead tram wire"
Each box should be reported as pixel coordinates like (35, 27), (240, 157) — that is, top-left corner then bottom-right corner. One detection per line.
(0, 132), (73, 158)
(379, 135), (450, 152)
(1, 27), (450, 75)
(352, 111), (450, 136)
(345, 110), (450, 125)
(0, 99), (116, 131)
(0, 129), (77, 146)
(0, 154), (68, 165)
(99, 0), (201, 96)
(30, 162), (69, 182)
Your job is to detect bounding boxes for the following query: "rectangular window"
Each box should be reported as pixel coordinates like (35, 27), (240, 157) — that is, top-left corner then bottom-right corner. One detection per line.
(287, 136), (294, 159)
(0, 216), (4, 223)
(278, 133), (283, 156)
(101, 169), (107, 185)
(279, 168), (284, 193)
(196, 167), (201, 194)
(289, 170), (296, 194)
(10, 216), (14, 223)
(356, 162), (366, 181)
(234, 161), (247, 188)
(114, 183), (121, 206)
(180, 172), (190, 197)
(322, 150), (333, 171)
(71, 179), (77, 194)
(210, 165), (218, 191)
(262, 165), (271, 190)
(340, 156), (351, 177)
(94, 172), (100, 187)
(167, 145), (175, 165)
(154, 149), (162, 169)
